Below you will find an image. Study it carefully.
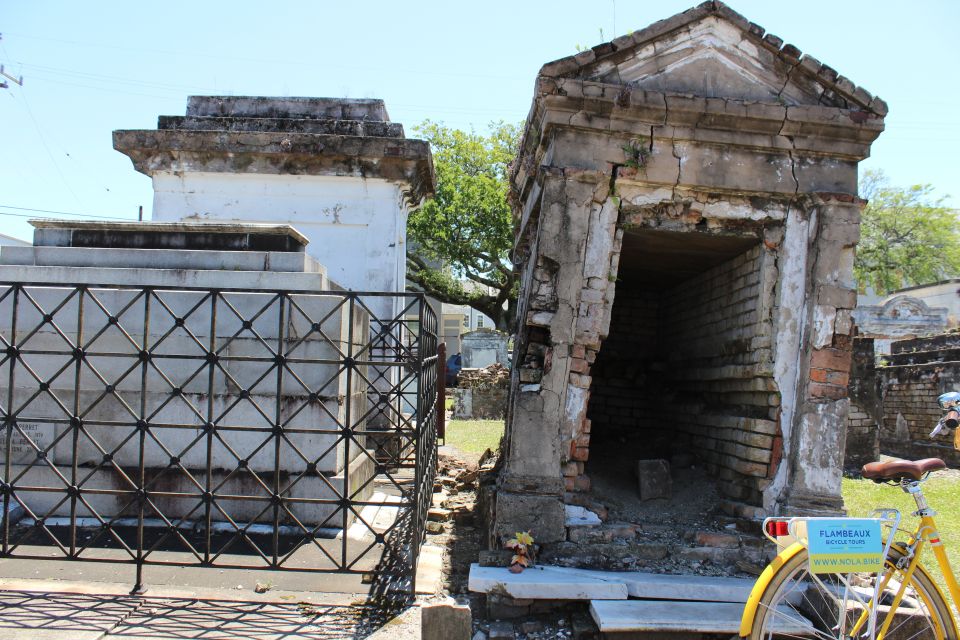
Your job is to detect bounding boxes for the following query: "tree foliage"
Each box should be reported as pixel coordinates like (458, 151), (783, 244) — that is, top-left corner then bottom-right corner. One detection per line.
(407, 121), (521, 331)
(855, 170), (960, 295)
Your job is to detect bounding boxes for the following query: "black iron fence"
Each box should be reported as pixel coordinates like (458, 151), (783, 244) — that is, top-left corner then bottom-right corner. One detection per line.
(0, 282), (438, 594)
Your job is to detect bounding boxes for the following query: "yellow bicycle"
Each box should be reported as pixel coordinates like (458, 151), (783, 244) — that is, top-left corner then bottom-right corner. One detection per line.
(740, 457), (960, 639)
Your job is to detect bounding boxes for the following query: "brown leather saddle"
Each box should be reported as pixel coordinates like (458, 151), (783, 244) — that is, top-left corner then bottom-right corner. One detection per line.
(861, 458), (946, 482)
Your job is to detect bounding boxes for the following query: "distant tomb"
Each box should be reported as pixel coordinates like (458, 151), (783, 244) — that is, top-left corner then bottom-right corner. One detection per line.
(460, 329), (509, 369)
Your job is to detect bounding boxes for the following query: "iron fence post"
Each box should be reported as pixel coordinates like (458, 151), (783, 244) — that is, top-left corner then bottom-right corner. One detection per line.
(2, 285), (19, 556)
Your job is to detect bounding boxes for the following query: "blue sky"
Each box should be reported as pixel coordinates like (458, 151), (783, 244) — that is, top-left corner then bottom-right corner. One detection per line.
(1, 0), (957, 242)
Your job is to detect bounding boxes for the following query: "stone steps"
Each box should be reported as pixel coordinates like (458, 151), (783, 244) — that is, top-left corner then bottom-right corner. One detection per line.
(470, 564), (754, 602)
(557, 567), (756, 602)
(470, 564), (818, 636)
(468, 565), (628, 600)
(540, 538), (768, 574)
(589, 600), (814, 636)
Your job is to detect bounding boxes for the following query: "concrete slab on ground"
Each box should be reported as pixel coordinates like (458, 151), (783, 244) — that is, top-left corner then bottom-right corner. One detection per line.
(364, 605), (421, 640)
(589, 600), (814, 635)
(468, 564), (627, 600)
(560, 567), (756, 602)
(416, 544), (445, 595)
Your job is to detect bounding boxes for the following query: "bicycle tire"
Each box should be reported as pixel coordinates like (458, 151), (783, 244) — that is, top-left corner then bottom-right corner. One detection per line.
(748, 545), (957, 640)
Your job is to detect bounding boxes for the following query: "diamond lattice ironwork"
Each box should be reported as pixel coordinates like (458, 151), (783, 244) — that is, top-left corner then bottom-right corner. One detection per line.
(0, 283), (439, 595)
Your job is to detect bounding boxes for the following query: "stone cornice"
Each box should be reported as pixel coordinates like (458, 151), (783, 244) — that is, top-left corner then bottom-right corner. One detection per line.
(510, 80), (884, 201)
(29, 219), (310, 248)
(113, 130), (435, 208)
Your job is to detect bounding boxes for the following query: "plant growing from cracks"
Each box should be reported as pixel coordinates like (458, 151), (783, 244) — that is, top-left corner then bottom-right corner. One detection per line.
(622, 137), (651, 171)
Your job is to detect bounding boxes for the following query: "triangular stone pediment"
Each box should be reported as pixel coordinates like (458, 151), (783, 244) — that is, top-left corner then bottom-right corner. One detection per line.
(543, 3), (882, 114)
(583, 16), (821, 106)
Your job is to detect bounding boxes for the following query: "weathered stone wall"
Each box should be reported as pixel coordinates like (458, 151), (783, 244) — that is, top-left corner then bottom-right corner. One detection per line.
(451, 387), (508, 420)
(586, 245), (777, 506)
(846, 404), (879, 468)
(661, 245), (777, 505)
(873, 334), (960, 465)
(879, 377), (958, 463)
(845, 337), (880, 469)
(585, 285), (660, 447)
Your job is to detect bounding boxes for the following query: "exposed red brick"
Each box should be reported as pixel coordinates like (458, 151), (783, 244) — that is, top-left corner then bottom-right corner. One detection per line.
(569, 373), (591, 388)
(573, 474), (592, 492)
(809, 382), (848, 400)
(564, 477), (575, 491)
(767, 434), (783, 479)
(832, 334), (852, 350)
(810, 348), (852, 373)
(694, 531), (740, 548)
(569, 358), (589, 374)
(810, 368), (830, 383)
(571, 446), (590, 462)
(827, 371), (850, 386)
(571, 344), (585, 359)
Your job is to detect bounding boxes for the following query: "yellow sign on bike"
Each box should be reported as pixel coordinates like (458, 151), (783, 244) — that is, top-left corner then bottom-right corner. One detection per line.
(807, 518), (884, 574)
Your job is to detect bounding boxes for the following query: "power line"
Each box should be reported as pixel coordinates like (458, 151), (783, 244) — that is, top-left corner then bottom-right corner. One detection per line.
(15, 87), (83, 205)
(0, 204), (136, 221)
(0, 34), (24, 89)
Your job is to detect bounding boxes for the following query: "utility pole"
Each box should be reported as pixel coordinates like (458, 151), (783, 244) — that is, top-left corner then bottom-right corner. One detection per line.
(0, 35), (24, 90)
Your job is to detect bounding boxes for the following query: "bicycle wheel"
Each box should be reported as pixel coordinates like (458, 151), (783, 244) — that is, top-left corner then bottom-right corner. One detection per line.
(749, 546), (957, 640)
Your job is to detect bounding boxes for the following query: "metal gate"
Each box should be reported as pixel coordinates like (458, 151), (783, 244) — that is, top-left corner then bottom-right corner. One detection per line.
(0, 282), (438, 594)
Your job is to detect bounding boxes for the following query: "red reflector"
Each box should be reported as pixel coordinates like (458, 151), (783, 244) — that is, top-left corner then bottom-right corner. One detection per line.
(766, 520), (790, 537)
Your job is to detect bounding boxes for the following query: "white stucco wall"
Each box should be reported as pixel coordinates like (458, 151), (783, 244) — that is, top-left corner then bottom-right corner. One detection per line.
(150, 171), (410, 319)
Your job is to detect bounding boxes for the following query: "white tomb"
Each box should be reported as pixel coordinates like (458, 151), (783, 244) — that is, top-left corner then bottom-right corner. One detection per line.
(113, 96), (434, 322)
(0, 220), (374, 528)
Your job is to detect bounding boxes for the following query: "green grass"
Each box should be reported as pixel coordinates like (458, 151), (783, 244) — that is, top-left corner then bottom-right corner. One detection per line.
(843, 473), (960, 597)
(443, 419), (504, 456)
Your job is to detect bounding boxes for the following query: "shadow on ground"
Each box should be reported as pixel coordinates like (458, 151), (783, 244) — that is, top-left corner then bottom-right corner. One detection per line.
(0, 589), (393, 639)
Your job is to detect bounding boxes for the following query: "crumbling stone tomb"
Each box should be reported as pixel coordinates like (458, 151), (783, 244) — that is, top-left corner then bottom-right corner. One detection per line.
(495, 2), (886, 545)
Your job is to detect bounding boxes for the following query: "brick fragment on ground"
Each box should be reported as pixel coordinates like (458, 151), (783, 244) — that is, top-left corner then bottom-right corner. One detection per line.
(636, 459), (672, 500)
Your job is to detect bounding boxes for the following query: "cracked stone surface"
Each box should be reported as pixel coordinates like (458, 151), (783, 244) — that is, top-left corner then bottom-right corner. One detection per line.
(497, 1), (883, 546)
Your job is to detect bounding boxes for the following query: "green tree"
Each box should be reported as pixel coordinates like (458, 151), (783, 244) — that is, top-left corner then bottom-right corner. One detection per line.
(855, 170), (960, 294)
(407, 121), (521, 332)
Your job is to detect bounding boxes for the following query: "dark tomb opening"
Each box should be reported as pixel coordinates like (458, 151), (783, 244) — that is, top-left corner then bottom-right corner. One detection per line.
(585, 228), (778, 521)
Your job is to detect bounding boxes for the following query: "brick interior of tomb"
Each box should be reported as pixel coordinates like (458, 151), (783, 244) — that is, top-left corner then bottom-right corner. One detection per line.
(583, 229), (778, 516)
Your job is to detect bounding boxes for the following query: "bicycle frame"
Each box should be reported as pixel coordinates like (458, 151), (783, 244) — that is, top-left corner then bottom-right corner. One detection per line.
(899, 480), (960, 618)
(740, 487), (960, 639)
(912, 511), (960, 614)
(849, 509), (960, 640)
